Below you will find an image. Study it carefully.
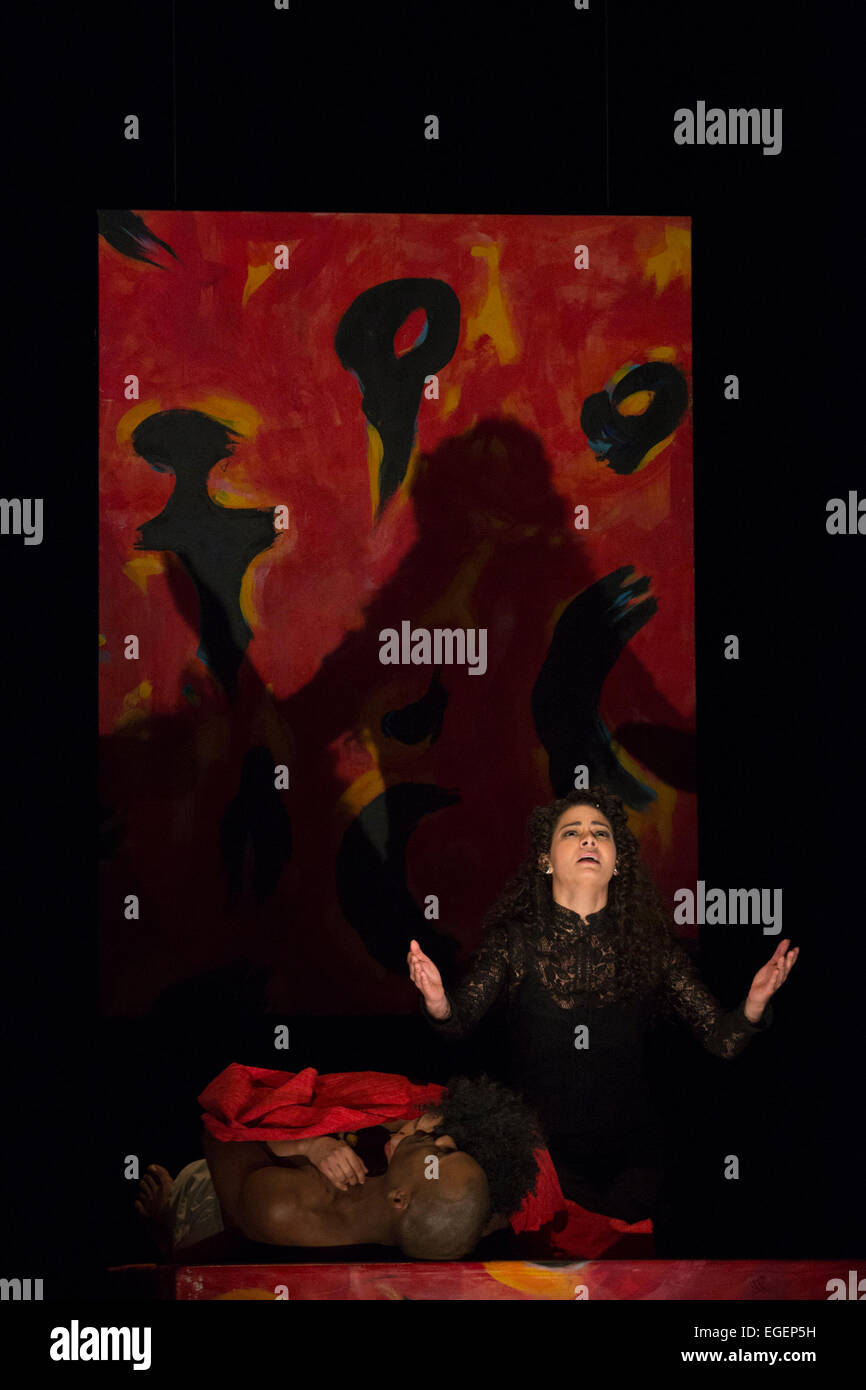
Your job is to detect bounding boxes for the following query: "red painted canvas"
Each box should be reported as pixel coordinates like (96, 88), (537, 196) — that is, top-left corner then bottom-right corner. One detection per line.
(98, 212), (693, 1014)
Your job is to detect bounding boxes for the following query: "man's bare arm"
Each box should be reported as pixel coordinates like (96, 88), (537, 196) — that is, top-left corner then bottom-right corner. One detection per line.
(200, 1128), (274, 1226)
(201, 1129), (337, 1245)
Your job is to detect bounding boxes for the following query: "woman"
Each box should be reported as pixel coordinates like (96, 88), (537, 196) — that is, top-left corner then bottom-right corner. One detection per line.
(408, 785), (798, 1226)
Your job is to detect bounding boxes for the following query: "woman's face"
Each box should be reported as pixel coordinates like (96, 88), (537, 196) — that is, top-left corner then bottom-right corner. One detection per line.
(383, 1117), (453, 1162)
(384, 1112), (455, 1165)
(542, 804), (617, 888)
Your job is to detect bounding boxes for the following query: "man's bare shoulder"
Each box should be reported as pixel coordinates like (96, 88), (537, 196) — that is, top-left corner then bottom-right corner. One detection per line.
(247, 1160), (338, 1212)
(241, 1164), (363, 1246)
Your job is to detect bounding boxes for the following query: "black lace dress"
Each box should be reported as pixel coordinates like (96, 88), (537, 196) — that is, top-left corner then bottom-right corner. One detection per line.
(422, 900), (773, 1223)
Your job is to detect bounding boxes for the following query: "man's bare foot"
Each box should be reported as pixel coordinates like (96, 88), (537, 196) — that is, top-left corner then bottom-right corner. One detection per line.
(134, 1163), (174, 1258)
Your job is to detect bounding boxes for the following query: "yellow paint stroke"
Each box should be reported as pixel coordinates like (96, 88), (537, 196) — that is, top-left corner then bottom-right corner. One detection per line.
(125, 680), (152, 704)
(187, 395), (261, 440)
(604, 358), (686, 472)
(123, 554), (165, 592)
(401, 443), (423, 500)
(242, 261), (274, 306)
(238, 545), (277, 630)
(370, 409), (426, 518)
(609, 363), (634, 390)
(612, 739), (678, 854)
(441, 383), (462, 420)
(367, 422), (384, 520)
(337, 760), (386, 819)
(98, 633), (106, 647)
(635, 432), (675, 472)
(117, 396), (261, 450)
(644, 225), (691, 294)
(212, 490), (244, 508)
(613, 392), (678, 475)
(617, 390), (653, 417)
(115, 680), (153, 732)
(116, 400), (161, 445)
(386, 442), (424, 519)
(534, 608), (680, 853)
(467, 244), (520, 364)
(547, 594), (571, 633)
(483, 1261), (586, 1300)
(213, 464), (278, 510)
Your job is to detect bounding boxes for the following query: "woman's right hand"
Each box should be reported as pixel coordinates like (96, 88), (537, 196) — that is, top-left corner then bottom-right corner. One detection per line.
(407, 939), (450, 1019)
(303, 1136), (368, 1191)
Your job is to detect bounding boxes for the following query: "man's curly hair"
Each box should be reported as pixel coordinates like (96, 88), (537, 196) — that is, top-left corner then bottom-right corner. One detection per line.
(483, 783), (676, 1007)
(423, 1073), (544, 1218)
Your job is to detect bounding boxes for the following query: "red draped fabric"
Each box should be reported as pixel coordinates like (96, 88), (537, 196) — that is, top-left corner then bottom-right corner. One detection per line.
(199, 1064), (652, 1256)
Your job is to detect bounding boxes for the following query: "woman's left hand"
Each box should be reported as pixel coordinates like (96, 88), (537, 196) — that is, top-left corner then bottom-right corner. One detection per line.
(746, 938), (799, 1017)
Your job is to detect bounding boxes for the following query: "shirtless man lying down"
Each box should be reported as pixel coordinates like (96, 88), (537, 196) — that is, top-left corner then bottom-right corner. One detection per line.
(136, 1075), (543, 1261)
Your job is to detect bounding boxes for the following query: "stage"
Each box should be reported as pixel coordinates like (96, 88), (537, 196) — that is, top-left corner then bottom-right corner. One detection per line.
(109, 1260), (845, 1301)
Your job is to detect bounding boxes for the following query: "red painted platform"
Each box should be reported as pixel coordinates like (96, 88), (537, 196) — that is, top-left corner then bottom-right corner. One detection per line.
(166, 1260), (847, 1301)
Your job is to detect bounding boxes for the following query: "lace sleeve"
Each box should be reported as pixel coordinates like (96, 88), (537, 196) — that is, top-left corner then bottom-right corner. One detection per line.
(662, 935), (774, 1059)
(420, 921), (513, 1039)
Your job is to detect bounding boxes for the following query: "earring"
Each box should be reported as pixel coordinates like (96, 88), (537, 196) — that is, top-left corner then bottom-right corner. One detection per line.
(613, 864), (619, 875)
(546, 865), (552, 874)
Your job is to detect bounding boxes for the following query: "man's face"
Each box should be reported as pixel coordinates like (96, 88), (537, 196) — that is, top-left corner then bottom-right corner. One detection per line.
(384, 1110), (485, 1218)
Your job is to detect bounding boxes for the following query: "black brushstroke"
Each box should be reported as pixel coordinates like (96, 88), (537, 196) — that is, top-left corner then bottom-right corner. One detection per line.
(336, 783), (461, 975)
(581, 361), (689, 475)
(531, 566), (657, 807)
(220, 746), (293, 909)
(131, 410), (277, 696)
(97, 210), (179, 270)
(381, 668), (449, 744)
(335, 278), (460, 519)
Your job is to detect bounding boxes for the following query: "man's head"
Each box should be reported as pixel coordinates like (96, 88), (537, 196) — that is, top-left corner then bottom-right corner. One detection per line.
(384, 1114), (491, 1258)
(384, 1076), (544, 1260)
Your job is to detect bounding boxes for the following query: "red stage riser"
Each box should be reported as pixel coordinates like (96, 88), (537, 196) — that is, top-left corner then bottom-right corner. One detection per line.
(170, 1260), (848, 1301)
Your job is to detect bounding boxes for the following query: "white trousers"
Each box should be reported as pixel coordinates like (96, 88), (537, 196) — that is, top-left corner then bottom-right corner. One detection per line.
(169, 1159), (225, 1253)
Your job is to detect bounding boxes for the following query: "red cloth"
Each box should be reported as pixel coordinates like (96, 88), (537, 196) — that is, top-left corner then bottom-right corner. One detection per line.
(198, 1064), (652, 1256)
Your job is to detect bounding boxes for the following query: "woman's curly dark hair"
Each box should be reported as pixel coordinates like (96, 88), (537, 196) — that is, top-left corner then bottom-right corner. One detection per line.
(484, 783), (675, 1006)
(424, 1073), (544, 1218)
